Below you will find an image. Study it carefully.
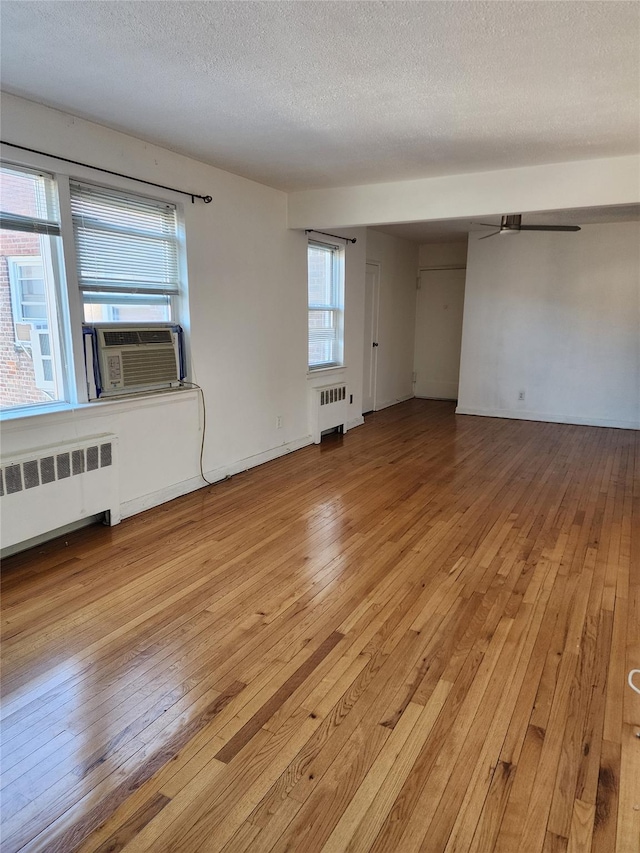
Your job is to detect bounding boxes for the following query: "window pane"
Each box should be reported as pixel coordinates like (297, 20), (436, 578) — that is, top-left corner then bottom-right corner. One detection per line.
(83, 292), (171, 324)
(20, 265), (44, 279)
(308, 244), (338, 307)
(22, 279), (46, 298)
(0, 166), (58, 222)
(22, 304), (48, 320)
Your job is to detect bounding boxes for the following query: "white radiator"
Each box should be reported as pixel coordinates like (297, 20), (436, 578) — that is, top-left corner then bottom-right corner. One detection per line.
(311, 383), (349, 444)
(0, 434), (120, 552)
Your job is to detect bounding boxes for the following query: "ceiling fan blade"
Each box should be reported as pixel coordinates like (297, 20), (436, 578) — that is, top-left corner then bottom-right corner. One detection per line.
(478, 231), (500, 240)
(518, 225), (581, 232)
(472, 222), (499, 228)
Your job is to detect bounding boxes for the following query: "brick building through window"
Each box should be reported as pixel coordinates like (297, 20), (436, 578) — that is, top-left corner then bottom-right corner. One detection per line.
(0, 170), (54, 408)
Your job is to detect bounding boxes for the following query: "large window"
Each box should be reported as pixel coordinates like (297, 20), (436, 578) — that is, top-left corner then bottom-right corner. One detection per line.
(70, 182), (179, 324)
(0, 166), (67, 409)
(0, 163), (185, 415)
(308, 241), (344, 370)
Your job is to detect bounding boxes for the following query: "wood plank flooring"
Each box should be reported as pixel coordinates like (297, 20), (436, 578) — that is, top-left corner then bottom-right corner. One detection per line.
(1, 400), (638, 853)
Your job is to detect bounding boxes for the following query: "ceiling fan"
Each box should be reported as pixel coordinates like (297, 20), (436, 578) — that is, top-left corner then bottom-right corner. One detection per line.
(474, 214), (581, 240)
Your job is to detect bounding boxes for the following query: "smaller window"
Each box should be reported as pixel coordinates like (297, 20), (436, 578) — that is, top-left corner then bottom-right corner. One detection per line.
(308, 241), (344, 370)
(8, 257), (48, 334)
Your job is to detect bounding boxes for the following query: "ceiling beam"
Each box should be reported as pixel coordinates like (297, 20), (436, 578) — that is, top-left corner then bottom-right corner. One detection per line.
(288, 155), (640, 230)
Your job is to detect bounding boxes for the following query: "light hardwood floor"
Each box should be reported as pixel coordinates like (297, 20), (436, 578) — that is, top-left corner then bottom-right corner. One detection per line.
(1, 400), (638, 853)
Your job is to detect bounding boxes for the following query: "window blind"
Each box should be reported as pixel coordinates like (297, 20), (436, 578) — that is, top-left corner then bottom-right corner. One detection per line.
(70, 182), (180, 296)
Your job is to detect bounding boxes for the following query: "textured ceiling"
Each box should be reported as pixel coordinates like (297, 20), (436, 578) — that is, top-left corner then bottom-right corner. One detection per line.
(1, 1), (639, 191)
(374, 205), (640, 244)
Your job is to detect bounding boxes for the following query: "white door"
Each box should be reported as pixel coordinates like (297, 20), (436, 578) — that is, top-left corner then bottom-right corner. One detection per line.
(362, 262), (380, 413)
(413, 268), (466, 400)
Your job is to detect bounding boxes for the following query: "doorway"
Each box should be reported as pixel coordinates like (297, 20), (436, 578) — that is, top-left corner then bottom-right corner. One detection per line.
(362, 261), (380, 414)
(413, 267), (466, 400)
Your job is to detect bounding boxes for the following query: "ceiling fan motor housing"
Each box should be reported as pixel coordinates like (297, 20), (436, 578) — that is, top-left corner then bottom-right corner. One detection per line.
(501, 214), (522, 231)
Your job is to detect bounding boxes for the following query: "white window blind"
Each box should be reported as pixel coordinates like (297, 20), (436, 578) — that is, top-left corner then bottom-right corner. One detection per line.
(70, 182), (180, 297)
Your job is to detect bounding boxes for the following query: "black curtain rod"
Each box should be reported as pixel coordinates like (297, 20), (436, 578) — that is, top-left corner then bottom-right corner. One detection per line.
(0, 141), (213, 204)
(305, 229), (357, 244)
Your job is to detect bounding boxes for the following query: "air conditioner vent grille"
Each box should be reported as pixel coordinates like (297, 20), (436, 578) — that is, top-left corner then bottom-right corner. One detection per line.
(121, 348), (179, 387)
(102, 329), (174, 347)
(138, 330), (173, 344)
(103, 330), (141, 347)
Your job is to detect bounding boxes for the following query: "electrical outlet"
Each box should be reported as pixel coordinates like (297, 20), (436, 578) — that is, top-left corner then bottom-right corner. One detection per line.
(518, 391), (525, 402)
(276, 415), (283, 429)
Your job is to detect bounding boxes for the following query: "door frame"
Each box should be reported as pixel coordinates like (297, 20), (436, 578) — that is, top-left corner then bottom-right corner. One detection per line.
(363, 260), (381, 414)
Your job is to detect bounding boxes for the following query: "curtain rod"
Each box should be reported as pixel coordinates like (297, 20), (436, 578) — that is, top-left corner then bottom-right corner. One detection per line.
(0, 141), (213, 204)
(305, 229), (357, 244)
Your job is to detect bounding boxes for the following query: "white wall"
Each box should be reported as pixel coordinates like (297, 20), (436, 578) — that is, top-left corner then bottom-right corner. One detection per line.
(457, 222), (640, 430)
(0, 95), (369, 543)
(414, 268), (466, 400)
(365, 230), (418, 410)
(419, 241), (468, 268)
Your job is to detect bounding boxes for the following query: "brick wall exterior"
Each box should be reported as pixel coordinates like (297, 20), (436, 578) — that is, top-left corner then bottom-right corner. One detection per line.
(1, 171), (52, 408)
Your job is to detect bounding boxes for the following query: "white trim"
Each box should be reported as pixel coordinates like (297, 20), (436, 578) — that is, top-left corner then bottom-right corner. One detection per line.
(362, 260), (381, 414)
(454, 405), (639, 432)
(306, 365), (347, 377)
(56, 174), (87, 404)
(374, 393), (415, 411)
(1, 514), (104, 559)
(418, 264), (467, 271)
(347, 415), (365, 430)
(0, 386), (199, 430)
(120, 434), (314, 518)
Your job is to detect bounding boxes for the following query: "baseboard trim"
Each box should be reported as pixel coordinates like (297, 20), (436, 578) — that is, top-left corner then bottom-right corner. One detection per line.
(347, 415), (365, 430)
(455, 405), (639, 432)
(375, 394), (414, 412)
(121, 435), (314, 519)
(1, 514), (104, 559)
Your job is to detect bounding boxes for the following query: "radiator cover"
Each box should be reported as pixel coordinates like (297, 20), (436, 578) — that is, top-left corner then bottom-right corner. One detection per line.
(311, 383), (349, 444)
(1, 434), (120, 552)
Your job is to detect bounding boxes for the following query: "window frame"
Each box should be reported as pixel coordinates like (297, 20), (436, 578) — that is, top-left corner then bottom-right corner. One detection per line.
(0, 154), (189, 417)
(307, 240), (345, 371)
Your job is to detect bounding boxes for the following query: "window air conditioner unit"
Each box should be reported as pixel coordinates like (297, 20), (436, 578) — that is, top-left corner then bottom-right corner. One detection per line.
(83, 323), (185, 399)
